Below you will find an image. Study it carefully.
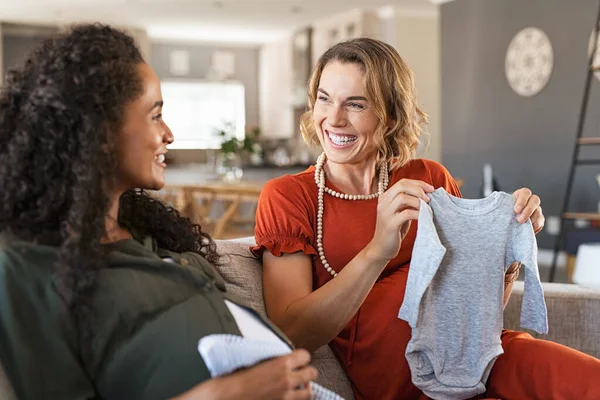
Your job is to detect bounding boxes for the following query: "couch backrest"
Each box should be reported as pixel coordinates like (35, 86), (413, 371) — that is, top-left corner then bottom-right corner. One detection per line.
(213, 239), (356, 400)
(213, 238), (267, 317)
(504, 281), (600, 358)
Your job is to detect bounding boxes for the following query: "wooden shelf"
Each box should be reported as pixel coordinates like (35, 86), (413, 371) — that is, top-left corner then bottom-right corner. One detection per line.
(564, 212), (600, 221)
(577, 137), (600, 145)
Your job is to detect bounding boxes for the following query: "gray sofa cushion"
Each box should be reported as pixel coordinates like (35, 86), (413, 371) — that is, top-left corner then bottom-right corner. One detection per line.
(214, 239), (356, 400)
(504, 281), (600, 358)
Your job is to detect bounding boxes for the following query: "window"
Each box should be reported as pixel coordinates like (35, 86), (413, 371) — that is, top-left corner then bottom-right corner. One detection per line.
(160, 80), (246, 149)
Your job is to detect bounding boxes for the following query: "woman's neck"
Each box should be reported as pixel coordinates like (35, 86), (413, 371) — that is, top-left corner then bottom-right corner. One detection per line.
(323, 157), (379, 196)
(101, 192), (132, 243)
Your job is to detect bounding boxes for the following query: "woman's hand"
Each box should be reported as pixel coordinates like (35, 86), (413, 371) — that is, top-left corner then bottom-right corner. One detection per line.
(503, 261), (521, 309)
(174, 349), (317, 400)
(367, 179), (434, 263)
(513, 188), (545, 234)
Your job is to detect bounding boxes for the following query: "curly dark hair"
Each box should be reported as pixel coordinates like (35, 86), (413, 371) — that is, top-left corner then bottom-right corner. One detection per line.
(0, 24), (218, 346)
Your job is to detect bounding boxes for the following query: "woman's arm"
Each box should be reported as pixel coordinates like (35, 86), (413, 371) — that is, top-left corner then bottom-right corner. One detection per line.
(505, 188), (544, 308)
(263, 245), (390, 352)
(172, 350), (316, 400)
(503, 262), (521, 309)
(262, 179), (434, 352)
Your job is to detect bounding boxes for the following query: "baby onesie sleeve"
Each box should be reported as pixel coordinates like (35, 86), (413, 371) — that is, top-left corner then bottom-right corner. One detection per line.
(398, 200), (447, 327)
(506, 218), (548, 334)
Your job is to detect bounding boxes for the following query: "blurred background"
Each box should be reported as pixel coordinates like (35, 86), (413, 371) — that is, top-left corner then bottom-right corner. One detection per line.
(2, 0), (600, 282)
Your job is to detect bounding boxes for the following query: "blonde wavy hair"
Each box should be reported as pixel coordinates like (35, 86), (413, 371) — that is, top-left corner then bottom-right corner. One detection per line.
(300, 38), (427, 169)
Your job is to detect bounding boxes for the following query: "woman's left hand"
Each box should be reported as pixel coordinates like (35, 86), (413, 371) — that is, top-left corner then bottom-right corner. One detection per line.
(513, 188), (545, 234)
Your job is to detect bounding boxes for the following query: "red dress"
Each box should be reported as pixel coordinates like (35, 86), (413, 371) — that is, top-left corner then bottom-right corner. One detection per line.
(252, 159), (600, 400)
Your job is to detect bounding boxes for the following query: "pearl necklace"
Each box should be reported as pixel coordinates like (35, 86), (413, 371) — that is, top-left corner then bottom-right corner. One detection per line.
(314, 153), (389, 277)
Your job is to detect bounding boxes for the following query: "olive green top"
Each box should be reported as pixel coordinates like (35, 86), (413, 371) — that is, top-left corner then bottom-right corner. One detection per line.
(0, 234), (290, 399)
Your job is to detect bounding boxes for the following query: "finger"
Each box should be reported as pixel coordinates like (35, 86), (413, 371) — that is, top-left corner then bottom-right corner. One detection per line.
(385, 179), (434, 201)
(506, 261), (521, 275)
(289, 366), (318, 390)
(285, 386), (312, 400)
(385, 181), (433, 204)
(383, 193), (422, 217)
(513, 188), (532, 214)
(531, 207), (545, 234)
(283, 349), (311, 370)
(399, 208), (420, 220)
(517, 195), (540, 223)
(400, 220), (412, 238)
(391, 209), (420, 228)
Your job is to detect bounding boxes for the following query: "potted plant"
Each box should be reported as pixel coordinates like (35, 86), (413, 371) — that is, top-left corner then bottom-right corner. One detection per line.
(215, 123), (261, 182)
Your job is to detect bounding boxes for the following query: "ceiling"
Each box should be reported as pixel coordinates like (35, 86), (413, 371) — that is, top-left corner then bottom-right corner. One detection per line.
(0, 0), (450, 45)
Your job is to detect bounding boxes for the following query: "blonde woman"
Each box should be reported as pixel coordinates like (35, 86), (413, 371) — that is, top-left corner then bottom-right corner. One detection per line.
(252, 38), (600, 399)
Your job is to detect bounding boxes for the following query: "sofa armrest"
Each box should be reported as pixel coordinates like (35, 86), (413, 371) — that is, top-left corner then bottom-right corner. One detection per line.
(504, 281), (600, 358)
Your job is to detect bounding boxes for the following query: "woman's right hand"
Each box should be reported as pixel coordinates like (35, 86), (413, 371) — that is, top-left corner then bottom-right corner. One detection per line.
(367, 179), (434, 263)
(175, 349), (317, 400)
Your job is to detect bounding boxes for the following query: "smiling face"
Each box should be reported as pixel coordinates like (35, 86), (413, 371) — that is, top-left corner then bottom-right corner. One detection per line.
(115, 63), (174, 192)
(312, 61), (381, 166)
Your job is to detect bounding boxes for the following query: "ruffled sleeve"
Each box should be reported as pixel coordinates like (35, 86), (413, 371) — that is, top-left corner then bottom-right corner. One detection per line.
(250, 175), (318, 258)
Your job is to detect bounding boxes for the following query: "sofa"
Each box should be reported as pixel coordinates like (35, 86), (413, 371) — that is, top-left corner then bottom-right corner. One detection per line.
(1, 238), (599, 400)
(214, 238), (600, 399)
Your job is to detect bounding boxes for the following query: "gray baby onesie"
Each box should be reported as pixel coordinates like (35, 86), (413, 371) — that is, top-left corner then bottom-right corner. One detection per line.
(398, 188), (548, 400)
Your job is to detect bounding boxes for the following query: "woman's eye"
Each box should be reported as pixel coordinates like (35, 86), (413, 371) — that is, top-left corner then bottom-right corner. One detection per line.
(317, 96), (329, 102)
(348, 103), (364, 110)
(153, 114), (163, 121)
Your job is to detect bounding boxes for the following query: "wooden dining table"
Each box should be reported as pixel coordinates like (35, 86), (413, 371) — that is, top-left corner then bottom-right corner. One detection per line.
(154, 181), (263, 239)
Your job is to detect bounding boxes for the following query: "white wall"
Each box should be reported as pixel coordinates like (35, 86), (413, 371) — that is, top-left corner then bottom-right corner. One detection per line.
(123, 27), (152, 61)
(312, 8), (381, 66)
(259, 36), (294, 139)
(0, 24), (3, 83)
(385, 10), (441, 162)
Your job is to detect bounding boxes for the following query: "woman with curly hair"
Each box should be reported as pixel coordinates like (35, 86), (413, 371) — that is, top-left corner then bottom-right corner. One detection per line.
(0, 24), (316, 400)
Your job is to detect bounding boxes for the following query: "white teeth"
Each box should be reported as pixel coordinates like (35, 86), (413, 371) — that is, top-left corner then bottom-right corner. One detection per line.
(155, 154), (165, 163)
(328, 132), (357, 146)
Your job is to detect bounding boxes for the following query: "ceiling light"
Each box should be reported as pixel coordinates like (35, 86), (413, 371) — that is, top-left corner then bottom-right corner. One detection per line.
(147, 25), (286, 45)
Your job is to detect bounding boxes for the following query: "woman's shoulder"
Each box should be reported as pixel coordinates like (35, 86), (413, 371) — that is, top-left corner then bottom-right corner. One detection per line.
(391, 158), (461, 196)
(0, 235), (59, 278)
(260, 166), (317, 208)
(0, 235), (89, 400)
(397, 158), (450, 174)
(391, 158), (454, 185)
(262, 166), (316, 192)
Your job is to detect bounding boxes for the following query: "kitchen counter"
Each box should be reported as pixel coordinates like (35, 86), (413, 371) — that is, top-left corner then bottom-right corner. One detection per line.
(164, 163), (311, 186)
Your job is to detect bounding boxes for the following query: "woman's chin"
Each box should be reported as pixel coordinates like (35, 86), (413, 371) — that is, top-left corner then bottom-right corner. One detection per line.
(142, 177), (165, 192)
(323, 146), (358, 163)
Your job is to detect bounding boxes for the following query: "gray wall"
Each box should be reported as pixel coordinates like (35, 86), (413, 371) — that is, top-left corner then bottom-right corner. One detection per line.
(150, 43), (259, 164)
(2, 24), (58, 76)
(3, 36), (44, 73)
(441, 0), (600, 248)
